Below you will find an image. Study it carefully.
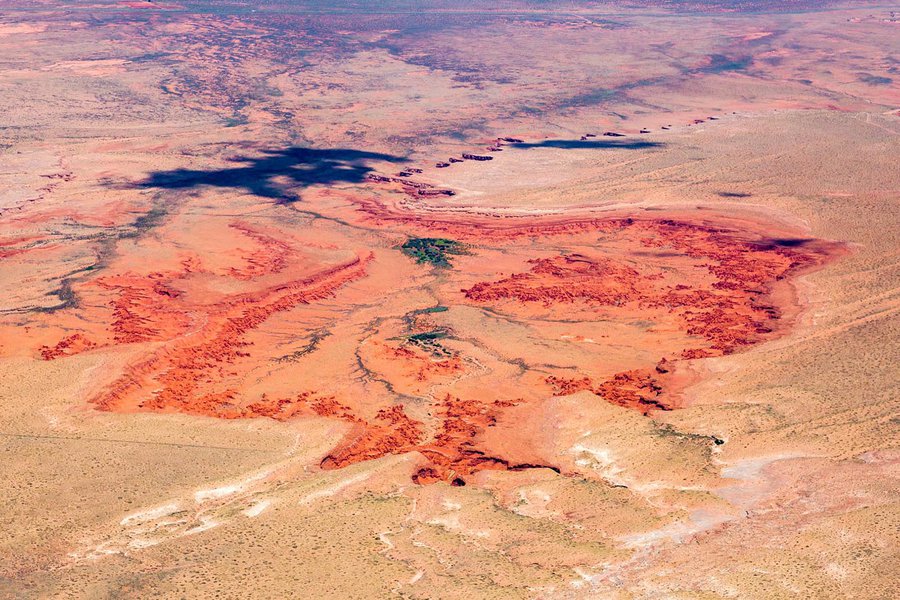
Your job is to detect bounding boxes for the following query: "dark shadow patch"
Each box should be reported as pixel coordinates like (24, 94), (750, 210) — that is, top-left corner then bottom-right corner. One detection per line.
(699, 54), (753, 74)
(556, 76), (666, 110)
(510, 139), (663, 150)
(717, 191), (752, 198)
(752, 238), (814, 250)
(136, 146), (407, 203)
(34, 278), (78, 314)
(857, 73), (893, 86)
(770, 238), (813, 247)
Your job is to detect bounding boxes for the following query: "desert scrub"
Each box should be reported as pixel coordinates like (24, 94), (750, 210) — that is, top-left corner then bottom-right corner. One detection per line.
(400, 238), (467, 268)
(407, 330), (448, 344)
(397, 328), (455, 358)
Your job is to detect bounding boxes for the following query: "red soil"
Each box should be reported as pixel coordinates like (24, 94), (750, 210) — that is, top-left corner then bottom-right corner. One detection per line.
(373, 341), (463, 383)
(464, 254), (652, 306)
(351, 194), (633, 241)
(320, 405), (425, 471)
(462, 216), (838, 362)
(0, 235), (49, 259)
(546, 371), (669, 413)
(90, 252), (373, 415)
(207, 391), (355, 422)
(22, 195), (842, 486)
(96, 269), (194, 344)
(227, 222), (291, 281)
(412, 395), (547, 485)
(320, 394), (553, 486)
(39, 333), (97, 361)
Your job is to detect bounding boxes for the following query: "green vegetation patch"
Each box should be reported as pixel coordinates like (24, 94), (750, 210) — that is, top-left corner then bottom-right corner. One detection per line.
(393, 328), (455, 359)
(407, 330), (448, 343)
(400, 238), (467, 268)
(419, 305), (449, 314)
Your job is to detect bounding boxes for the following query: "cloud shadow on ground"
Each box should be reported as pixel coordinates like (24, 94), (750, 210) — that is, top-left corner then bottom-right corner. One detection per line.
(137, 146), (407, 203)
(509, 139), (664, 150)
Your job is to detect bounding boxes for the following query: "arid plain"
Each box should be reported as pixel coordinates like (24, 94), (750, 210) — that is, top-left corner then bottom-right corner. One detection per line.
(0, 1), (898, 598)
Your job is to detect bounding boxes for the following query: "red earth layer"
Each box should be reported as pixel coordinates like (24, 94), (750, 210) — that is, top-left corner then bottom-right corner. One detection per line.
(458, 217), (825, 356)
(546, 371), (668, 414)
(318, 394), (555, 487)
(39, 333), (97, 361)
(374, 341), (464, 383)
(351, 195), (636, 241)
(90, 251), (373, 416)
(227, 222), (292, 281)
(31, 205), (843, 485)
(96, 264), (197, 344)
(464, 254), (652, 307)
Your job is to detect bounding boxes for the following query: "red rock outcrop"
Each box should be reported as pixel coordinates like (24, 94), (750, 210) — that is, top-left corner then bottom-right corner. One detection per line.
(317, 393), (556, 486)
(464, 254), (650, 306)
(320, 405), (424, 470)
(459, 218), (836, 356)
(96, 271), (193, 344)
(374, 341), (463, 383)
(547, 371), (670, 413)
(91, 252), (374, 414)
(26, 186), (841, 487)
(412, 395), (547, 485)
(39, 333), (97, 361)
(227, 222), (291, 281)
